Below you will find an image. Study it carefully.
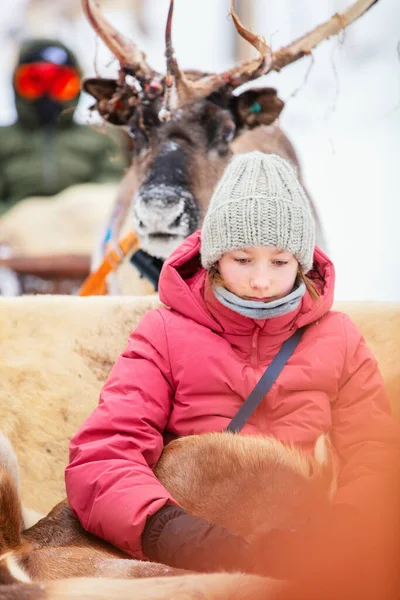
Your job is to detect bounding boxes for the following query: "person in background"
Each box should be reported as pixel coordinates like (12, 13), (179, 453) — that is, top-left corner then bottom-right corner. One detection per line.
(0, 38), (128, 213)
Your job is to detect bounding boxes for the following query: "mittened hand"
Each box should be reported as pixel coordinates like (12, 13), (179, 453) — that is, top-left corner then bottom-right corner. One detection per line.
(142, 504), (361, 578)
(142, 505), (251, 573)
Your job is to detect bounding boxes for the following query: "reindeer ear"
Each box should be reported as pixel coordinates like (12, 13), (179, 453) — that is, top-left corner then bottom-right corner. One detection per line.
(232, 88), (284, 129)
(82, 77), (118, 102)
(82, 77), (134, 126)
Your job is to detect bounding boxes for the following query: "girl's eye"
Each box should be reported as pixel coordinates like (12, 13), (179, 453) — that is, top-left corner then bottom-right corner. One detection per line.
(234, 258), (250, 264)
(273, 260), (288, 266)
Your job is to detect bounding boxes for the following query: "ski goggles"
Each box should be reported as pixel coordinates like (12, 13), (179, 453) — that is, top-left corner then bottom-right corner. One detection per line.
(14, 62), (81, 102)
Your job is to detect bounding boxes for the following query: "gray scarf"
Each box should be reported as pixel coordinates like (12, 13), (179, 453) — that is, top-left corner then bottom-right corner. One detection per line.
(214, 281), (306, 319)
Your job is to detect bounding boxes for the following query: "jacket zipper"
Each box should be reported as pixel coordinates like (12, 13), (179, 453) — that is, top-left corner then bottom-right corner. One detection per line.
(43, 126), (57, 193)
(250, 326), (261, 368)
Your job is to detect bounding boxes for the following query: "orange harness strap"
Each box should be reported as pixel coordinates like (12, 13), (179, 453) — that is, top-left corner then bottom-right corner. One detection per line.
(78, 230), (140, 296)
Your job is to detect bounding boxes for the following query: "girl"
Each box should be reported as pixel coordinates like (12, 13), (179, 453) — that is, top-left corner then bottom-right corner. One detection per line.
(65, 152), (399, 576)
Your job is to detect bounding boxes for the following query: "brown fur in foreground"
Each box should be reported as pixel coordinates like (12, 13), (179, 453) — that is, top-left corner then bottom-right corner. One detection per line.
(0, 466), (186, 584)
(0, 431), (333, 585)
(0, 572), (282, 600)
(0, 428), (397, 599)
(155, 432), (335, 541)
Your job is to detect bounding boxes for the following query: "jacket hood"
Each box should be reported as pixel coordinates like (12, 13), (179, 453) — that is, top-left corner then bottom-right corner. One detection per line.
(13, 39), (82, 128)
(159, 231), (335, 335)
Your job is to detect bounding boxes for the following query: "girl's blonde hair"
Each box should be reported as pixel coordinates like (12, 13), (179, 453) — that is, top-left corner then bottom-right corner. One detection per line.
(208, 264), (320, 302)
(297, 267), (320, 301)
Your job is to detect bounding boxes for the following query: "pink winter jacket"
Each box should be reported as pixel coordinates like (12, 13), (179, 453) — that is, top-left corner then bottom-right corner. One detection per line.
(66, 231), (399, 559)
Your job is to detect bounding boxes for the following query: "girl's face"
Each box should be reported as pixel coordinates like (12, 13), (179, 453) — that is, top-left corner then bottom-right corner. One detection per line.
(217, 246), (298, 302)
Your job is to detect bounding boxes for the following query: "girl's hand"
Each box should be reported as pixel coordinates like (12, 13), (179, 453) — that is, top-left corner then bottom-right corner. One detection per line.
(142, 505), (251, 573)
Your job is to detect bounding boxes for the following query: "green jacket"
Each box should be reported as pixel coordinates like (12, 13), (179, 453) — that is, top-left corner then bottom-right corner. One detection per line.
(0, 39), (128, 212)
(0, 120), (128, 212)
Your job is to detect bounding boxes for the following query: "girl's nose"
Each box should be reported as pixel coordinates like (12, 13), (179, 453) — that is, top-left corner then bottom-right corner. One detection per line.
(250, 275), (271, 289)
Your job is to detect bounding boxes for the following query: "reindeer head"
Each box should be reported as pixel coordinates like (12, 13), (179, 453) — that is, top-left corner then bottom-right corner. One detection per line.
(82, 0), (380, 258)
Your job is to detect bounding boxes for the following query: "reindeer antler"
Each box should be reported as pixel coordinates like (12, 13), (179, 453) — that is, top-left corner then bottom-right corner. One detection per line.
(228, 0), (272, 72)
(269, 0), (380, 73)
(81, 0), (155, 80)
(215, 0), (380, 87)
(160, 0), (272, 113)
(161, 0), (224, 113)
(162, 0), (379, 110)
(84, 0), (380, 114)
(184, 0), (381, 102)
(161, 0), (190, 117)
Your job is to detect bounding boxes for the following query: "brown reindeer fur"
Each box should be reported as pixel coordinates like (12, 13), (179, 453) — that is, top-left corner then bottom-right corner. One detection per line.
(0, 452), (283, 596)
(0, 572), (282, 600)
(0, 431), (43, 530)
(0, 461), (284, 599)
(0, 430), (331, 583)
(0, 425), (332, 585)
(0, 466), (187, 583)
(0, 468), (24, 554)
(0, 584), (46, 600)
(0, 296), (399, 517)
(155, 432), (334, 541)
(230, 125), (299, 171)
(44, 573), (280, 599)
(186, 125), (307, 226)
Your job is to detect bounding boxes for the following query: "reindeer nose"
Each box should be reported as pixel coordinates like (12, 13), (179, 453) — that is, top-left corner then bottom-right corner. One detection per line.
(135, 205), (184, 232)
(139, 186), (184, 211)
(133, 185), (190, 234)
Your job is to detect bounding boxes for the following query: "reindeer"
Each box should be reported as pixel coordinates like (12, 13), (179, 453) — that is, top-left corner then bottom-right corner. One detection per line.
(0, 430), (334, 586)
(81, 0), (380, 269)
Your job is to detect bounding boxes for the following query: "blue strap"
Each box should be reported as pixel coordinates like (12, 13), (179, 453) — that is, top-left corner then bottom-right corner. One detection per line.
(226, 327), (306, 434)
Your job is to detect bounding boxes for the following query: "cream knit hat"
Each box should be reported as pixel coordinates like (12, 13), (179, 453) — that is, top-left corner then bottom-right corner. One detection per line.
(200, 152), (315, 273)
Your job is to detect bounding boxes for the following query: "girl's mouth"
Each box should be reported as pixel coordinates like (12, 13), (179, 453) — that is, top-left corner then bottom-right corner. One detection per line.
(246, 296), (275, 302)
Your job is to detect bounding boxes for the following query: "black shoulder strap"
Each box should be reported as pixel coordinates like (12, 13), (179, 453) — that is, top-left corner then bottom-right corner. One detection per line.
(226, 326), (306, 434)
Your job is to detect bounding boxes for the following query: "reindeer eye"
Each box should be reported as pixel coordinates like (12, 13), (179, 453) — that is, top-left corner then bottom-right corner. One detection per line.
(221, 123), (236, 143)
